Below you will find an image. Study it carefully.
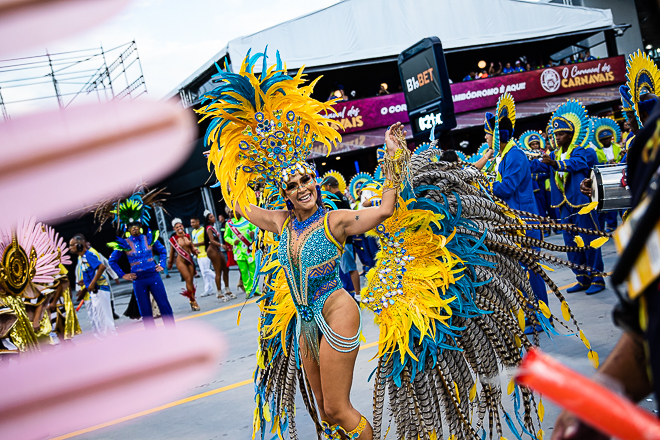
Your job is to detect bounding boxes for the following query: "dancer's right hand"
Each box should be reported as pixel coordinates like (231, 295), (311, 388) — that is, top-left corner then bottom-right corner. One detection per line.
(123, 273), (136, 281)
(580, 178), (593, 197)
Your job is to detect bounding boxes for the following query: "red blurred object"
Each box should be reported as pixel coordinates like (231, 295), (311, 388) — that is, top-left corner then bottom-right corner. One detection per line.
(516, 348), (660, 440)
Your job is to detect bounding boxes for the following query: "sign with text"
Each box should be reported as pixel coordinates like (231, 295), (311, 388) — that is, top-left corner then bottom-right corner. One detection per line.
(322, 56), (626, 137)
(450, 55), (626, 113)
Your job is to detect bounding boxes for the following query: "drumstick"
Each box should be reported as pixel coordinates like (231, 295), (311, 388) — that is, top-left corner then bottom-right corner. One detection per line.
(516, 348), (660, 440)
(75, 300), (84, 312)
(0, 322), (225, 440)
(0, 100), (195, 227)
(0, 0), (130, 56)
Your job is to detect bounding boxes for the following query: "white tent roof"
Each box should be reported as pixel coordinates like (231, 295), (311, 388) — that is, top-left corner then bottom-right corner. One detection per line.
(169, 0), (613, 97)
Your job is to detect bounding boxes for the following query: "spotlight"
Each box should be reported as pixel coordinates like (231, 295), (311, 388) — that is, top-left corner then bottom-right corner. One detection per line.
(335, 156), (341, 160)
(477, 60), (486, 69)
(646, 44), (653, 50)
(321, 162), (326, 166)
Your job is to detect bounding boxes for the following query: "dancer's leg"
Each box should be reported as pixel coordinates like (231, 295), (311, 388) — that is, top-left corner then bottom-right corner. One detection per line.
(146, 273), (175, 327)
(133, 278), (155, 329)
(319, 292), (371, 439)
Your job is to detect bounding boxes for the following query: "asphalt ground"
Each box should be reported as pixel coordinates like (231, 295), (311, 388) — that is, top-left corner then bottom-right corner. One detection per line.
(50, 234), (656, 440)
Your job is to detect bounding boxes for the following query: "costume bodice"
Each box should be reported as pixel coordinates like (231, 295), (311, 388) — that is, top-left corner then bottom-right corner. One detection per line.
(277, 208), (343, 320)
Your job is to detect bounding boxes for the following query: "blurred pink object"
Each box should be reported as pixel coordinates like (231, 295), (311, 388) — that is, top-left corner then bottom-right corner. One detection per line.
(0, 100), (195, 227)
(0, 0), (131, 55)
(0, 322), (224, 439)
(516, 347), (660, 440)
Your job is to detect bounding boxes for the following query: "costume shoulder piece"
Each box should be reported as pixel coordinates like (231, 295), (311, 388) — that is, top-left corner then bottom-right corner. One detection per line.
(196, 48), (342, 216)
(626, 49), (660, 129)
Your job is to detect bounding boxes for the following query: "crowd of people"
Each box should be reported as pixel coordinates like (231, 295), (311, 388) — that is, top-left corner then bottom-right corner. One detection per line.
(462, 50), (598, 81)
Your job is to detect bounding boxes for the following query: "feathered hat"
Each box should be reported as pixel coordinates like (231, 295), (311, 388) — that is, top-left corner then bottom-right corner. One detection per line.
(619, 85), (634, 113)
(484, 92), (516, 154)
(92, 187), (166, 233)
(590, 117), (621, 148)
(348, 172), (372, 201)
(626, 49), (660, 129)
(196, 49), (342, 215)
(518, 130), (545, 151)
(550, 99), (591, 147)
(321, 170), (346, 193)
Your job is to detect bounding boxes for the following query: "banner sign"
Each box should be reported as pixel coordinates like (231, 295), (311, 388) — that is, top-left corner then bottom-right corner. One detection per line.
(323, 56), (625, 134)
(324, 93), (409, 134)
(449, 55), (626, 113)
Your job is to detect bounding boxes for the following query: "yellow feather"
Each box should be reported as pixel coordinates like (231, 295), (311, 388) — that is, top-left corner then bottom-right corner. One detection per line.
(515, 335), (522, 348)
(537, 429), (544, 440)
(578, 201), (598, 215)
(538, 398), (545, 422)
(517, 308), (525, 331)
(540, 263), (554, 272)
(469, 383), (477, 401)
(590, 236), (609, 248)
(561, 301), (571, 321)
(507, 377), (515, 395)
(574, 235), (585, 247)
(453, 381), (461, 404)
(588, 350), (600, 368)
(237, 310), (242, 326)
(538, 300), (552, 319)
(579, 330), (591, 349)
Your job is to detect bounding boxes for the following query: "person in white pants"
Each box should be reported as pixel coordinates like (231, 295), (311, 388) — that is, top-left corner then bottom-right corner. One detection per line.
(70, 235), (117, 338)
(191, 217), (216, 297)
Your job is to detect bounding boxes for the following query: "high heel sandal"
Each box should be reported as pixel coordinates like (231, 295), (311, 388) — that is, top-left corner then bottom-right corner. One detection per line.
(321, 421), (341, 440)
(190, 299), (200, 311)
(338, 416), (367, 440)
(180, 288), (201, 311)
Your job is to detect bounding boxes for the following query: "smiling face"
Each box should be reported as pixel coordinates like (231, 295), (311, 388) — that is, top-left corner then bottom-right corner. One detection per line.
(284, 172), (318, 211)
(174, 223), (185, 236)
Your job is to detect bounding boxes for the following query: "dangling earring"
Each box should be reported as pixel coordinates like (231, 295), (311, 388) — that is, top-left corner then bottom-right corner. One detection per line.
(286, 200), (294, 211)
(125, 231), (130, 238)
(140, 227), (144, 234)
(316, 185), (323, 207)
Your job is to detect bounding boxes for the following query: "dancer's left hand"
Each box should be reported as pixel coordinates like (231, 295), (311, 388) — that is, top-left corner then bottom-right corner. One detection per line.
(155, 265), (164, 273)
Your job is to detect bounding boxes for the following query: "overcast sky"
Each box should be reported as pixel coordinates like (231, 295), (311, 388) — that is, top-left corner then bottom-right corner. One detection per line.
(1, 0), (340, 116)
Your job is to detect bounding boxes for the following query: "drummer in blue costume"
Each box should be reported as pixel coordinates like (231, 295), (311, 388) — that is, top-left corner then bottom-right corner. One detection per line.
(476, 93), (549, 329)
(520, 130), (551, 219)
(532, 100), (606, 294)
(101, 189), (175, 328)
(590, 117), (623, 231)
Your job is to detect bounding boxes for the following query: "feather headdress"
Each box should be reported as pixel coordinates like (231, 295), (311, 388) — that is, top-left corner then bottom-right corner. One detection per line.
(485, 92), (516, 155)
(550, 99), (591, 147)
(590, 117), (621, 148)
(626, 49), (660, 129)
(518, 130), (545, 151)
(196, 49), (342, 216)
(91, 186), (166, 232)
(321, 169), (346, 193)
(348, 172), (372, 201)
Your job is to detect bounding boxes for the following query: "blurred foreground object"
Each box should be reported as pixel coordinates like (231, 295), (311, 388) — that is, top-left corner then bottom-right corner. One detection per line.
(0, 0), (130, 55)
(0, 100), (195, 226)
(0, 322), (224, 439)
(516, 348), (660, 440)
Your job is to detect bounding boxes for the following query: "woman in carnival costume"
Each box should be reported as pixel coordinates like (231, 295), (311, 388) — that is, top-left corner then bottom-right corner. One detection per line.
(93, 188), (175, 328)
(0, 218), (74, 357)
(198, 51), (604, 440)
(168, 218), (200, 311)
(197, 49), (407, 439)
(203, 210), (234, 301)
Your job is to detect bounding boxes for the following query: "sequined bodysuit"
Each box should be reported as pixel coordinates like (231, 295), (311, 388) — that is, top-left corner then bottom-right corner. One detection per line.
(278, 207), (362, 360)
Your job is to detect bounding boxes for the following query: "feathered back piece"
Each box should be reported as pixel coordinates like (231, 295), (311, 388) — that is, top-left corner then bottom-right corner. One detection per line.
(348, 172), (372, 201)
(321, 169), (346, 193)
(518, 130), (545, 151)
(626, 49), (660, 129)
(590, 117), (622, 148)
(550, 99), (591, 147)
(196, 49), (342, 216)
(484, 92), (516, 154)
(92, 186), (166, 232)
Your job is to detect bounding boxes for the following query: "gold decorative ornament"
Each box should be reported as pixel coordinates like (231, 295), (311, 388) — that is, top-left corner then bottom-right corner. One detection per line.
(0, 233), (36, 297)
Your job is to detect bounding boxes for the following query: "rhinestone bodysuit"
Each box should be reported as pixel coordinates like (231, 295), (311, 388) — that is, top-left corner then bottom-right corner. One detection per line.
(278, 209), (361, 360)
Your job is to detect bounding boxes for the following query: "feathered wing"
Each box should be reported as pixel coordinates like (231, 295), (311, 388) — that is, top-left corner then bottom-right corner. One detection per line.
(365, 153), (602, 439)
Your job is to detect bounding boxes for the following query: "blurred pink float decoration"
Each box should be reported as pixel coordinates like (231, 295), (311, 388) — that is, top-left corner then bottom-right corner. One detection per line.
(516, 348), (660, 440)
(0, 324), (224, 439)
(0, 100), (195, 226)
(0, 0), (131, 55)
(0, 2), (223, 440)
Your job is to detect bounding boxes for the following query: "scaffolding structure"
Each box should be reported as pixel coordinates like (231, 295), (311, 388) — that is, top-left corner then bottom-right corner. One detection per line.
(0, 41), (147, 121)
